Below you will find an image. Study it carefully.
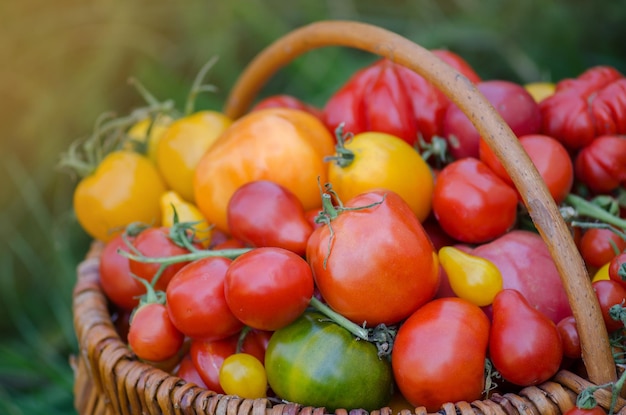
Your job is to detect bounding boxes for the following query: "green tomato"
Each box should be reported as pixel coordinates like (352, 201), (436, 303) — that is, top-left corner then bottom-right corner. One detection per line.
(264, 311), (393, 412)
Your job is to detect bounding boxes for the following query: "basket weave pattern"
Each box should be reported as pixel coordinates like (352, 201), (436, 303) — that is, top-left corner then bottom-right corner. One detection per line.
(72, 21), (624, 415)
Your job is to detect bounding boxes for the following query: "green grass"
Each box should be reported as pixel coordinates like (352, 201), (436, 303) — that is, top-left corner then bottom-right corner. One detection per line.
(1, 1), (625, 413)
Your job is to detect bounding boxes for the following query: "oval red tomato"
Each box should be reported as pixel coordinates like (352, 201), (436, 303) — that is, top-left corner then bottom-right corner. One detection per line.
(99, 233), (145, 311)
(579, 227), (626, 269)
(224, 247), (314, 331)
(433, 158), (518, 243)
(392, 297), (490, 411)
(127, 302), (185, 362)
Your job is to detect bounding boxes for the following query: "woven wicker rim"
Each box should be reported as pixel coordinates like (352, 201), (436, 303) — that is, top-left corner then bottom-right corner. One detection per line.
(73, 20), (621, 415)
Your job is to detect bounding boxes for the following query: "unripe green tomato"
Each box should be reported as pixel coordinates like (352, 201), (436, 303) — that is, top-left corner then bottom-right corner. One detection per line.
(264, 311), (393, 412)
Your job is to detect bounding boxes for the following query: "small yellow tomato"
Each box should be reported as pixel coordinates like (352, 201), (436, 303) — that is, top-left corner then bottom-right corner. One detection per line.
(156, 110), (232, 202)
(592, 262), (611, 282)
(524, 82), (556, 103)
(327, 131), (434, 222)
(126, 114), (173, 163)
(219, 353), (267, 399)
(73, 150), (167, 242)
(160, 190), (212, 247)
(438, 246), (503, 307)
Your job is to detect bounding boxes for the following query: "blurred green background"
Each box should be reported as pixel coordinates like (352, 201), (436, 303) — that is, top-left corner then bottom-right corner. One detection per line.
(1, 0), (625, 413)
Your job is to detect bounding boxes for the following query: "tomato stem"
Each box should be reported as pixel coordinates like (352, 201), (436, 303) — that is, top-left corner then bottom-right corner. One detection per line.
(185, 56), (219, 116)
(117, 247), (252, 266)
(565, 194), (626, 231)
(324, 123), (355, 168)
(309, 297), (369, 340)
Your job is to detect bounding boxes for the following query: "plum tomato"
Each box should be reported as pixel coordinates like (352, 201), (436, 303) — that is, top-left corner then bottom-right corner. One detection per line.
(306, 189), (439, 326)
(592, 279), (626, 333)
(489, 289), (563, 386)
(166, 257), (244, 341)
(190, 335), (237, 394)
(432, 158), (518, 243)
(557, 315), (581, 359)
(579, 227), (626, 269)
(99, 233), (145, 311)
(609, 251), (626, 289)
(226, 180), (313, 256)
(224, 247), (314, 331)
(392, 297), (490, 412)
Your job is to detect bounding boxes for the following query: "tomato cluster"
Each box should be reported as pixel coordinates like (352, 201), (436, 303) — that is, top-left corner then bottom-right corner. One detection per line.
(66, 48), (626, 414)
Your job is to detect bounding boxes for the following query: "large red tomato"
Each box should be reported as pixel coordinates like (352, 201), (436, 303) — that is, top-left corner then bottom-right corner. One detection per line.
(306, 189), (439, 326)
(392, 297), (490, 411)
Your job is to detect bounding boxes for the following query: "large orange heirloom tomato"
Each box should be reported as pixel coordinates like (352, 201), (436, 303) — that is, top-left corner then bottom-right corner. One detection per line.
(327, 129), (434, 222)
(194, 108), (335, 233)
(73, 150), (167, 242)
(156, 110), (232, 202)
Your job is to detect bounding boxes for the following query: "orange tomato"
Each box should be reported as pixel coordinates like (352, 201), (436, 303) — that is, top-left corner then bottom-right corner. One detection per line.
(194, 108), (335, 232)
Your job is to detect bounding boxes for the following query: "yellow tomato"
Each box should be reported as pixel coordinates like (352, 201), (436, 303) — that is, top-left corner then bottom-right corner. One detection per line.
(219, 353), (267, 399)
(194, 108), (335, 233)
(160, 190), (212, 247)
(156, 110), (232, 202)
(327, 131), (434, 222)
(73, 150), (167, 242)
(126, 114), (173, 163)
(524, 82), (556, 103)
(592, 262), (611, 282)
(438, 246), (503, 307)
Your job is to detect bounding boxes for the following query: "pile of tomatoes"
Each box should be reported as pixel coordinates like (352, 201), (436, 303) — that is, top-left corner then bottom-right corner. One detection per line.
(64, 49), (626, 413)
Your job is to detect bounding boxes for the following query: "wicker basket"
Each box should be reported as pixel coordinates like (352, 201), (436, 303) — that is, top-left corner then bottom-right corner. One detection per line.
(72, 20), (625, 415)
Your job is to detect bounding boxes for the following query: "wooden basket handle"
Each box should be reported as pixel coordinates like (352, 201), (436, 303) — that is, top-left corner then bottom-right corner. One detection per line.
(222, 20), (615, 386)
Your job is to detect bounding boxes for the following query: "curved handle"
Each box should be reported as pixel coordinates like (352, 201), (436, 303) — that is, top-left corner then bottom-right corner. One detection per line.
(223, 20), (615, 386)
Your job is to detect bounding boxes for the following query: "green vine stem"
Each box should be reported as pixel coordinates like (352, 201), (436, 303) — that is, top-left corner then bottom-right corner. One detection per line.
(323, 123), (356, 168)
(117, 247), (252, 267)
(184, 55), (219, 116)
(565, 194), (626, 230)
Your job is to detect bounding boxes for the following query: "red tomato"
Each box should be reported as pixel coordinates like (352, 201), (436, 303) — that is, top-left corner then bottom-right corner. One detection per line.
(190, 335), (237, 394)
(563, 407), (607, 415)
(166, 257), (243, 341)
(556, 315), (581, 359)
(239, 328), (273, 364)
(479, 134), (574, 204)
(443, 80), (541, 159)
(175, 352), (208, 388)
(489, 289), (563, 386)
(251, 94), (324, 120)
(579, 227), (626, 269)
(609, 251), (626, 288)
(323, 50), (481, 146)
(392, 297), (490, 412)
(574, 135), (626, 194)
(99, 234), (145, 311)
(128, 226), (196, 291)
(127, 302), (185, 362)
(432, 158), (518, 243)
(592, 279), (626, 333)
(306, 189), (439, 326)
(224, 247), (314, 331)
(227, 180), (314, 256)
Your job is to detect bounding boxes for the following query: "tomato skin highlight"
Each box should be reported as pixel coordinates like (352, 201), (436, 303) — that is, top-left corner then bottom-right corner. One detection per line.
(265, 311), (393, 412)
(306, 190), (439, 326)
(392, 297), (490, 412)
(166, 256), (244, 341)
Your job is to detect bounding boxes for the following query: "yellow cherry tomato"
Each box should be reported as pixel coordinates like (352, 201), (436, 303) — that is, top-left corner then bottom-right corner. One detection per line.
(327, 130), (434, 222)
(73, 150), (167, 242)
(156, 110), (232, 202)
(592, 262), (611, 282)
(194, 108), (335, 233)
(160, 190), (212, 247)
(219, 353), (267, 399)
(126, 114), (173, 163)
(438, 246), (503, 307)
(524, 82), (556, 103)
